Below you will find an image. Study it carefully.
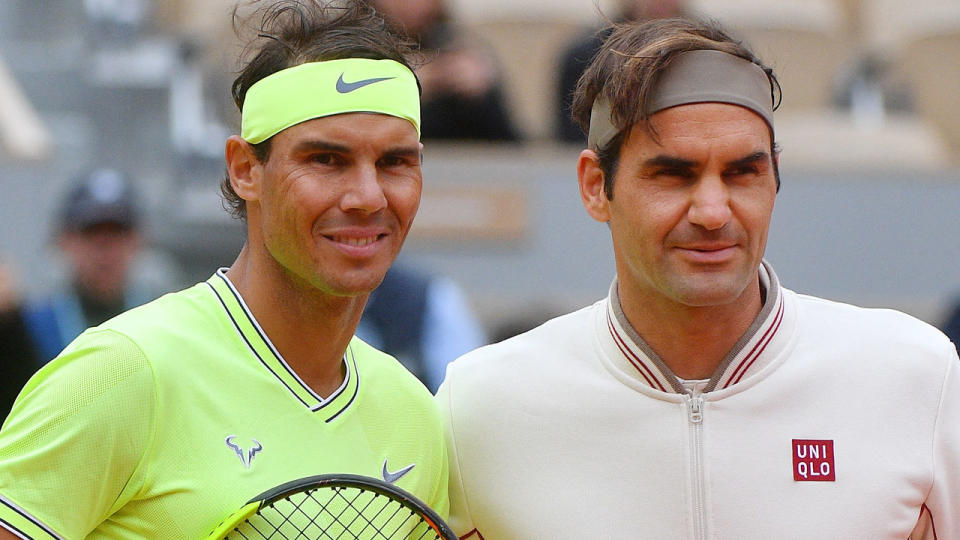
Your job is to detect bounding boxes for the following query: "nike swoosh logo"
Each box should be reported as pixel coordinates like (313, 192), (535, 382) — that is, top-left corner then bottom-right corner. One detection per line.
(336, 74), (395, 93)
(382, 459), (415, 484)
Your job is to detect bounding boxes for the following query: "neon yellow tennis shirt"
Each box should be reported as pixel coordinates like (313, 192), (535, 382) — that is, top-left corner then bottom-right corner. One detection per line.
(0, 270), (448, 539)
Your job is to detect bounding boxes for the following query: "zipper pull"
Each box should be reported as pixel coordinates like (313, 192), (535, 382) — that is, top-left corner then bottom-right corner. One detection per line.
(688, 396), (704, 424)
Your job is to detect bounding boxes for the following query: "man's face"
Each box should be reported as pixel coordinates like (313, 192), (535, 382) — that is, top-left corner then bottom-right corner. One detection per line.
(59, 223), (140, 301)
(584, 103), (777, 311)
(245, 113), (422, 297)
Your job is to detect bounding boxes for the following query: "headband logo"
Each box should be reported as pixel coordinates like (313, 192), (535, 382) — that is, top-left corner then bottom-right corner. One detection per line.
(336, 73), (396, 94)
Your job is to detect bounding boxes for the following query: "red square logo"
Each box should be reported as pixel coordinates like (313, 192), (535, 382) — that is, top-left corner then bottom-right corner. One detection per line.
(792, 439), (835, 481)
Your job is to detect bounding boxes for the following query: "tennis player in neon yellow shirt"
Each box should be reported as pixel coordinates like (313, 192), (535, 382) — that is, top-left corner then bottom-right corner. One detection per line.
(0, 2), (448, 538)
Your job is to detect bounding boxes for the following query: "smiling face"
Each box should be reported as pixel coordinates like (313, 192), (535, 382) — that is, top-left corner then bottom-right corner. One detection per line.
(580, 102), (778, 313)
(238, 113), (422, 298)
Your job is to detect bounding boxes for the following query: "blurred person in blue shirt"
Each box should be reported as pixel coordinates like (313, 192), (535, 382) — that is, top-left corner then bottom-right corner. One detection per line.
(357, 263), (487, 392)
(21, 169), (179, 362)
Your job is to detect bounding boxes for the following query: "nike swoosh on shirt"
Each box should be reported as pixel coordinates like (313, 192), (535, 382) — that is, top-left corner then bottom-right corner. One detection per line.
(336, 74), (395, 93)
(381, 459), (416, 484)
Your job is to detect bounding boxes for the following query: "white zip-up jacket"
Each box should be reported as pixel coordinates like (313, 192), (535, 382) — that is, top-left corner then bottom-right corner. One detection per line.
(437, 263), (959, 539)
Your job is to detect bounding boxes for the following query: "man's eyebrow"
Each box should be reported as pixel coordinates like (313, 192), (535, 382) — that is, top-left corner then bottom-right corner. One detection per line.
(289, 140), (420, 159)
(642, 155), (697, 169)
(728, 151), (771, 168)
(381, 146), (421, 159)
(291, 139), (351, 154)
(642, 151), (771, 170)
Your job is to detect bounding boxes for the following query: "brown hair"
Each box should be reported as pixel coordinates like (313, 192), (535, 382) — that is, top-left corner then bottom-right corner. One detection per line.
(571, 17), (780, 198)
(220, 0), (419, 220)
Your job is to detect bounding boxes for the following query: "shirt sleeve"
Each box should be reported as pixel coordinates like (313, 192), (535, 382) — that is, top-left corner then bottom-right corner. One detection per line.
(911, 344), (960, 540)
(0, 328), (155, 539)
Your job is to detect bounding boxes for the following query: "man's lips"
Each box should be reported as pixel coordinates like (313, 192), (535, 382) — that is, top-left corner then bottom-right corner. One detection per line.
(674, 243), (738, 262)
(327, 234), (383, 247)
(319, 225), (392, 254)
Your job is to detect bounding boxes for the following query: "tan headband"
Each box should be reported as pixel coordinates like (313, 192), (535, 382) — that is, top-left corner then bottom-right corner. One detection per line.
(587, 49), (774, 149)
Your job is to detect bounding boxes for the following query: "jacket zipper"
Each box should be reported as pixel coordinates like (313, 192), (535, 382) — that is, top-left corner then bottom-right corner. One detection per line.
(687, 392), (707, 539)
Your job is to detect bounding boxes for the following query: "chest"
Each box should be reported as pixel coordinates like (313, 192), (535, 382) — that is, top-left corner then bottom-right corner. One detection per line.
(459, 373), (933, 539)
(103, 380), (432, 538)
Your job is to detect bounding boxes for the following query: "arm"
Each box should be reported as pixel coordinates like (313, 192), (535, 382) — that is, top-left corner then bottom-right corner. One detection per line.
(435, 374), (478, 538)
(0, 329), (154, 538)
(910, 345), (960, 539)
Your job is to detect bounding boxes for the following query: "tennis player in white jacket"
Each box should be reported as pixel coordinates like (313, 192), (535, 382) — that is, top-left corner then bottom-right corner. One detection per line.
(437, 16), (959, 540)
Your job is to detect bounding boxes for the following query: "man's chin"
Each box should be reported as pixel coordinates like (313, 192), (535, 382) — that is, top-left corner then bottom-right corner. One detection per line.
(669, 277), (755, 308)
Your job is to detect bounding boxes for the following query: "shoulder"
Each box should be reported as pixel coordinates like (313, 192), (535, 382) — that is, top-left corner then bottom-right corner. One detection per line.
(105, 282), (210, 333)
(792, 291), (951, 346)
(98, 282), (228, 358)
(350, 337), (436, 407)
(18, 326), (155, 408)
(444, 301), (602, 387)
(789, 290), (957, 374)
(0, 326), (157, 537)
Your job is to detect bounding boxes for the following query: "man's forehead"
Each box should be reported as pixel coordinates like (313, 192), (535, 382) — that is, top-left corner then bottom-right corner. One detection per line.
(280, 112), (419, 142)
(644, 102), (773, 144)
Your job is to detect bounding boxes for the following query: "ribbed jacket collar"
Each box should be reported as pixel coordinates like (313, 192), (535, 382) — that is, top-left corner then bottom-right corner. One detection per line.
(600, 261), (795, 394)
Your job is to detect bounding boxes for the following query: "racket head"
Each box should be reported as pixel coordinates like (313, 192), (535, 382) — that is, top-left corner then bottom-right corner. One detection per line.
(207, 473), (456, 540)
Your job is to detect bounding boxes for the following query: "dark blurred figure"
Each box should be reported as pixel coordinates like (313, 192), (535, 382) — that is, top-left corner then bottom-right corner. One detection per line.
(357, 263), (487, 392)
(370, 0), (521, 141)
(942, 300), (960, 355)
(555, 0), (690, 142)
(0, 264), (40, 422)
(20, 169), (175, 361)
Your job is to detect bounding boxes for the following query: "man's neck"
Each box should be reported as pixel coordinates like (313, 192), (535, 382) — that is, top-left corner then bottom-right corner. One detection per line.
(618, 279), (764, 381)
(225, 247), (367, 398)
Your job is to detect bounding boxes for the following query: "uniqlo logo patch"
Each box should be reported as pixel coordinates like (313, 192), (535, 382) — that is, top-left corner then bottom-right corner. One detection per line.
(792, 439), (836, 481)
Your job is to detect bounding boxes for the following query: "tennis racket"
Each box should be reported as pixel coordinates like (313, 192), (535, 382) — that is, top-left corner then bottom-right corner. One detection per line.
(206, 473), (457, 540)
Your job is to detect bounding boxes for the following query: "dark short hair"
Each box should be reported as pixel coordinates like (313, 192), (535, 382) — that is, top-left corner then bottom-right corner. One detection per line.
(220, 0), (419, 220)
(60, 169), (139, 232)
(571, 17), (781, 199)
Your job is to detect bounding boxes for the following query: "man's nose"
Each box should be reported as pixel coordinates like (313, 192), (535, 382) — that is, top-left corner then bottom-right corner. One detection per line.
(687, 176), (732, 230)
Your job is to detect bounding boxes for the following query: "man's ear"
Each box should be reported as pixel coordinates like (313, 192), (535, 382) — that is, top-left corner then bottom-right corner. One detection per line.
(577, 149), (610, 223)
(224, 135), (262, 203)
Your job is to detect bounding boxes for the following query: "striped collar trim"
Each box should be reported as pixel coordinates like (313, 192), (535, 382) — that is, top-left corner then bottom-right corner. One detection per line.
(604, 261), (792, 394)
(205, 269), (360, 421)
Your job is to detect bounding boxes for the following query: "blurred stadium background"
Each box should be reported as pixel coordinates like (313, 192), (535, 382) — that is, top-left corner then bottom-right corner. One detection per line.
(0, 0), (958, 335)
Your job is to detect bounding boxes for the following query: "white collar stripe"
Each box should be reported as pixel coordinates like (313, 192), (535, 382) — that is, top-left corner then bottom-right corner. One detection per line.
(205, 281), (310, 408)
(319, 346), (360, 423)
(207, 270), (358, 415)
(0, 494), (65, 539)
(213, 272), (328, 403)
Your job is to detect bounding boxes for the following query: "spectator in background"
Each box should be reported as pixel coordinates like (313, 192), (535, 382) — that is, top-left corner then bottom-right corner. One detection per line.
(19, 169), (175, 362)
(370, 0), (521, 141)
(357, 263), (487, 393)
(0, 264), (39, 422)
(555, 0), (690, 142)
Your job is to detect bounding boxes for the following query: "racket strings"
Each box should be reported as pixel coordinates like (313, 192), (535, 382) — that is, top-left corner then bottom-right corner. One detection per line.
(229, 485), (442, 539)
